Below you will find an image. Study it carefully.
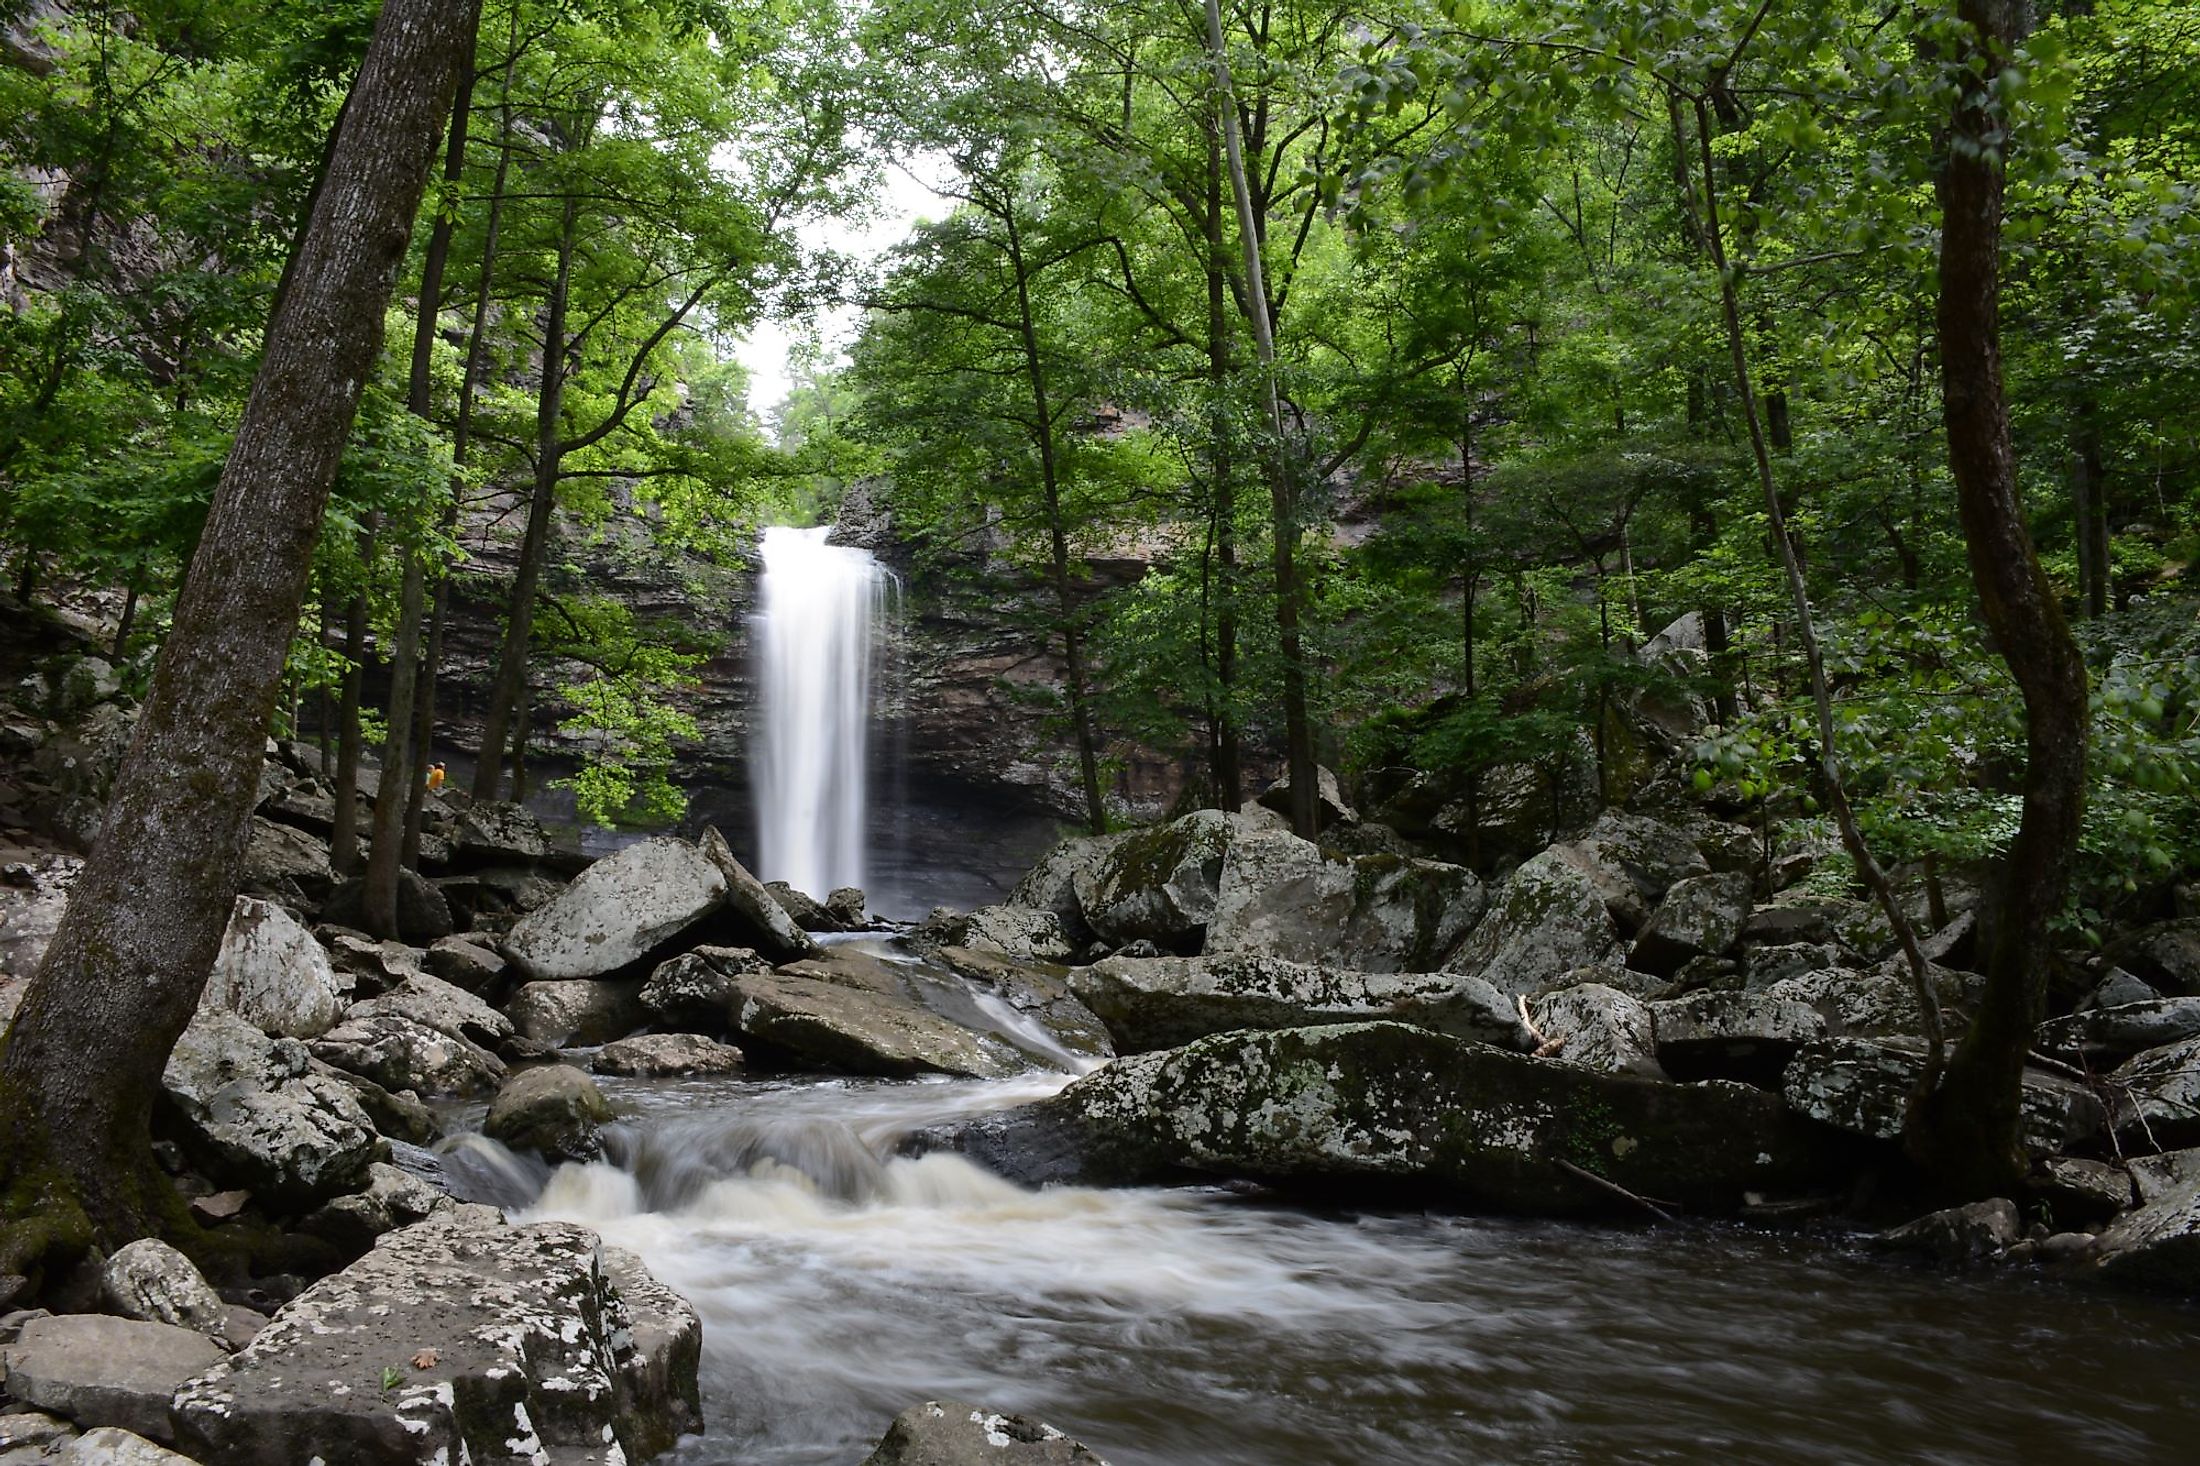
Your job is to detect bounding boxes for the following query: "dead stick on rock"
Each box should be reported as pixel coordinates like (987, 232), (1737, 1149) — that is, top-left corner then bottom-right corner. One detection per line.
(1555, 1158), (1676, 1223)
(1518, 995), (1566, 1058)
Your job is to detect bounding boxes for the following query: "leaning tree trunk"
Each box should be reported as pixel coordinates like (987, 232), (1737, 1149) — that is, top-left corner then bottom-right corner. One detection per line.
(1909, 0), (2091, 1199)
(1205, 119), (1244, 812)
(0, 0), (476, 1270)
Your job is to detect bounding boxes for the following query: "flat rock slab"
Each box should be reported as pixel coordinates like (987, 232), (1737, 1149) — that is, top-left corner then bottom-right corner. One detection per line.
(1, 1314), (226, 1442)
(729, 970), (1026, 1079)
(172, 1206), (701, 1465)
(863, 1400), (1110, 1465)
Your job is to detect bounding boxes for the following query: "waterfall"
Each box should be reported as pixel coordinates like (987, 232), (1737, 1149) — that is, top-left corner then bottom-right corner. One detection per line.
(753, 525), (887, 900)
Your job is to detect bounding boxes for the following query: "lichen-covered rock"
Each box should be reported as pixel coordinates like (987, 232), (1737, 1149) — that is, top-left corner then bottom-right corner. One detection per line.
(766, 880), (848, 932)
(504, 836), (729, 981)
(1740, 898), (1869, 949)
(1649, 990), (1825, 1083)
(309, 1011), (505, 1099)
(2037, 999), (2200, 1063)
(951, 1023), (1831, 1212)
(300, 1161), (453, 1254)
(0, 856), (78, 1035)
(1550, 811), (1711, 931)
(637, 946), (770, 1031)
(1742, 942), (1852, 990)
(344, 972), (513, 1053)
(827, 887), (867, 925)
(725, 970), (1027, 1079)
(931, 946), (1116, 1066)
(590, 1032), (746, 1077)
(1526, 983), (1663, 1077)
(1072, 810), (1243, 951)
(198, 896), (348, 1040)
(171, 1207), (702, 1465)
(1874, 1199), (2022, 1264)
(99, 1240), (228, 1342)
(700, 826), (822, 962)
(1007, 832), (1127, 945)
(0, 1314), (226, 1442)
(1203, 828), (1483, 973)
(484, 1065), (614, 1162)
(505, 978), (648, 1048)
(423, 934), (506, 993)
(1629, 872), (1751, 977)
(1765, 959), (1976, 1041)
(1781, 1038), (2103, 1155)
(962, 905), (1076, 964)
(162, 1013), (382, 1205)
(2088, 1178), (2200, 1292)
(62, 1427), (204, 1464)
(449, 800), (549, 865)
(2108, 1036), (2200, 1146)
(239, 816), (333, 895)
(1067, 954), (1523, 1054)
(2106, 919), (2200, 996)
(862, 1400), (1111, 1465)
(1444, 849), (1621, 996)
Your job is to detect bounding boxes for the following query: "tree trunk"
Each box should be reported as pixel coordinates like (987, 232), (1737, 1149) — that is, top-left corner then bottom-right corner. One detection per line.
(1909, 0), (2091, 1199)
(1204, 0), (1316, 837)
(2070, 398), (2110, 619)
(329, 521), (376, 875)
(365, 77), (472, 938)
(1204, 117), (1243, 812)
(473, 196), (578, 802)
(0, 0), (475, 1268)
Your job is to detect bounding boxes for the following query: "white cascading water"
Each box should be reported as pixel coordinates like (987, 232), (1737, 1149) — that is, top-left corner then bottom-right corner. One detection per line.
(753, 525), (887, 900)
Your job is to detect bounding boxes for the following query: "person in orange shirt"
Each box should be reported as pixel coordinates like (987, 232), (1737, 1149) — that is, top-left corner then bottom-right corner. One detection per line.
(425, 762), (446, 793)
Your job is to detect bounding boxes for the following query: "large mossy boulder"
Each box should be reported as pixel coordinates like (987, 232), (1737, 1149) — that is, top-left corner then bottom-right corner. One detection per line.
(484, 1064), (614, 1162)
(637, 946), (771, 1032)
(172, 1206), (702, 1465)
(1781, 1038), (2103, 1155)
(1202, 828), (1483, 973)
(504, 836), (729, 981)
(1072, 810), (1242, 951)
(1005, 832), (1128, 946)
(937, 1022), (1833, 1213)
(1628, 871), (1751, 977)
(309, 1011), (506, 1099)
(1067, 954), (1523, 1054)
(1443, 849), (1621, 996)
(1549, 811), (1711, 931)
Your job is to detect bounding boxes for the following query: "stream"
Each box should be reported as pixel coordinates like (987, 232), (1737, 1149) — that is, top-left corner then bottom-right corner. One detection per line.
(462, 1062), (2200, 1466)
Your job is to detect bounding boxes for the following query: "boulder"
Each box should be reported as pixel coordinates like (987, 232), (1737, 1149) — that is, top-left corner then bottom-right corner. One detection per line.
(2107, 1036), (2200, 1145)
(931, 947), (1117, 1067)
(2129, 1148), (2200, 1205)
(239, 816), (333, 894)
(1067, 954), (1523, 1054)
(0, 1412), (76, 1460)
(423, 934), (507, 993)
(1203, 829), (1483, 973)
(2037, 999), (2200, 1063)
(726, 970), (1026, 1079)
(505, 978), (647, 1047)
(862, 1400), (1110, 1466)
(313, 1061), (438, 1147)
(0, 1314), (225, 1442)
(2079, 968), (2161, 1012)
(2031, 1156), (2134, 1224)
(1765, 959), (1976, 1041)
(1874, 1199), (2022, 1265)
(1444, 849), (1621, 996)
(826, 887), (867, 926)
(590, 1033), (746, 1078)
(484, 1065), (614, 1163)
(64, 1427), (204, 1464)
(320, 871), (455, 944)
(700, 826), (822, 962)
(1629, 871), (1751, 977)
(1648, 990), (1826, 1084)
(1526, 983), (1663, 1077)
(299, 1161), (451, 1254)
(0, 858), (78, 1003)
(198, 897), (348, 1040)
(318, 931), (422, 998)
(1781, 1038), (2103, 1155)
(449, 801), (549, 865)
(1072, 810), (1241, 951)
(951, 1022), (1832, 1211)
(2089, 1178), (2200, 1292)
(1550, 811), (1711, 931)
(765, 881), (848, 932)
(961, 905), (1076, 964)
(98, 1240), (227, 1342)
(172, 1207), (702, 1465)
(1740, 898), (1868, 949)
(1742, 942), (1851, 990)
(309, 1012), (505, 1099)
(1253, 765), (1357, 831)
(2106, 920), (2200, 996)
(161, 1014), (382, 1206)
(504, 836), (729, 981)
(345, 973), (513, 1051)
(1006, 832), (1126, 944)
(472, 865), (566, 914)
(637, 947), (770, 1031)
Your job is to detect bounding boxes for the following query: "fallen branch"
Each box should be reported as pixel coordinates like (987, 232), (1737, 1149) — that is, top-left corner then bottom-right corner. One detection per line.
(1518, 995), (1567, 1058)
(1555, 1158), (1675, 1223)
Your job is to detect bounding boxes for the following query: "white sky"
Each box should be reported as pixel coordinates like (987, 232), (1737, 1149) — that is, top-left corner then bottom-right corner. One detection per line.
(734, 157), (955, 427)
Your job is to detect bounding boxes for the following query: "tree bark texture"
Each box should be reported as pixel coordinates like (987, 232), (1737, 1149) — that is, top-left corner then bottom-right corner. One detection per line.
(1911, 0), (2092, 1199)
(0, 0), (476, 1259)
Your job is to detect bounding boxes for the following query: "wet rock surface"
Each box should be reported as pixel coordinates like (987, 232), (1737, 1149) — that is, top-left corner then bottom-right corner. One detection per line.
(504, 835), (730, 980)
(862, 1400), (1111, 1465)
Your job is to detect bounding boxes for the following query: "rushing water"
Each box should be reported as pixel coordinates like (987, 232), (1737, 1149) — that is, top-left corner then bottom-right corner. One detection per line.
(752, 525), (889, 900)
(505, 1070), (2200, 1466)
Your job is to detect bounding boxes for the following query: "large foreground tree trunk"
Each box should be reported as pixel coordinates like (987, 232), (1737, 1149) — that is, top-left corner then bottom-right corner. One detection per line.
(0, 0), (476, 1269)
(1909, 0), (2091, 1198)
